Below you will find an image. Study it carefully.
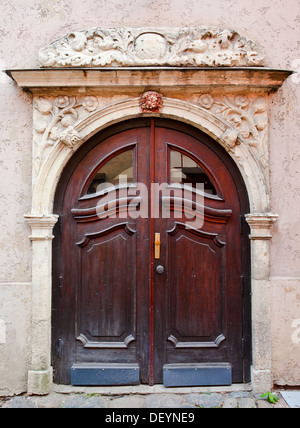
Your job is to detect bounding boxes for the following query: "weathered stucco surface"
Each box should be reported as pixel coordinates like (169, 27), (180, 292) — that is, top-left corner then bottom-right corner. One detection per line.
(0, 283), (31, 396)
(271, 278), (300, 386)
(0, 0), (299, 394)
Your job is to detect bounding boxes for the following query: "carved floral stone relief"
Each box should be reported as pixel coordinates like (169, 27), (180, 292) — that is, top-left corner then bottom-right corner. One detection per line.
(33, 92), (269, 181)
(198, 94), (268, 166)
(33, 95), (98, 174)
(32, 26), (269, 179)
(38, 27), (265, 68)
(198, 94), (267, 146)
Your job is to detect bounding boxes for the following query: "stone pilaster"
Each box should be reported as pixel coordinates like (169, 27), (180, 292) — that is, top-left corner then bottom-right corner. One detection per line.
(24, 214), (59, 395)
(245, 213), (278, 392)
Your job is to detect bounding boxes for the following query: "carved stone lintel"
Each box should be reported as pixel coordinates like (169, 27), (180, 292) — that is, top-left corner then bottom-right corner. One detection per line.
(38, 27), (265, 68)
(140, 91), (163, 113)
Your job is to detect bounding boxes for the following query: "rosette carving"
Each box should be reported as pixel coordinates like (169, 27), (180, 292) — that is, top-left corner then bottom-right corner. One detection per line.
(140, 91), (163, 113)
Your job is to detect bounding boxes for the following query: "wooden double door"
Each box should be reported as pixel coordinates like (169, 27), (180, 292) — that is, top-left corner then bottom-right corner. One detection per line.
(52, 119), (251, 386)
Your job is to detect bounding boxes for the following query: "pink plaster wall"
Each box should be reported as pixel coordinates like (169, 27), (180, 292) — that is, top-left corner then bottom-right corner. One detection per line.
(0, 0), (299, 392)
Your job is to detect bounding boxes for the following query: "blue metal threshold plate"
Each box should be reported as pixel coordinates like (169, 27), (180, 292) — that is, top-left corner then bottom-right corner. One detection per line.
(71, 363), (140, 386)
(71, 362), (232, 387)
(163, 363), (232, 387)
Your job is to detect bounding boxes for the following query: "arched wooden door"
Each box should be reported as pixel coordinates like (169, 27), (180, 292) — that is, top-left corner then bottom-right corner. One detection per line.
(52, 119), (251, 386)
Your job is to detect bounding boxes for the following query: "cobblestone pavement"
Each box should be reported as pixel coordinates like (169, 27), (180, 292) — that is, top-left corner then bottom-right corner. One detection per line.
(0, 385), (290, 408)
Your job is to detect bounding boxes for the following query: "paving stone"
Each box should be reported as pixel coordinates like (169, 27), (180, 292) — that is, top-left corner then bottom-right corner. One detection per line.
(180, 405), (198, 408)
(54, 384), (86, 394)
(2, 396), (38, 408)
(61, 396), (89, 408)
(80, 397), (106, 408)
(0, 399), (7, 408)
(186, 393), (224, 408)
(276, 396), (290, 409)
(145, 394), (185, 408)
(256, 400), (273, 409)
(62, 395), (106, 408)
(222, 398), (238, 408)
(0, 390), (290, 409)
(238, 398), (257, 408)
(31, 392), (65, 408)
(108, 396), (145, 408)
(230, 391), (251, 398)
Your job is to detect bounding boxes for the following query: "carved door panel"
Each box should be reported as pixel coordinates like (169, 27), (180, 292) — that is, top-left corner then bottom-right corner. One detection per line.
(52, 120), (250, 386)
(54, 128), (151, 385)
(152, 127), (245, 385)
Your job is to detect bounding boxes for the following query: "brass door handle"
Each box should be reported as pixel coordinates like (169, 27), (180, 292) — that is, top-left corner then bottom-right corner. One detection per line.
(155, 233), (161, 260)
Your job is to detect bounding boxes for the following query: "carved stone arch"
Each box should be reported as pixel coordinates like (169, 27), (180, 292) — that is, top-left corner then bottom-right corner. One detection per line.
(25, 94), (283, 395)
(33, 97), (269, 215)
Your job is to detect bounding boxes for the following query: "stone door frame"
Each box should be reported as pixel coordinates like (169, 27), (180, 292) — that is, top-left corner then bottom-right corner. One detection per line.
(24, 93), (279, 394)
(7, 29), (292, 395)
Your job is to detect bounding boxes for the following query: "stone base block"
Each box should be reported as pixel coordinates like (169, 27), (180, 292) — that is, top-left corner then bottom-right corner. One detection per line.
(27, 367), (53, 396)
(251, 367), (273, 393)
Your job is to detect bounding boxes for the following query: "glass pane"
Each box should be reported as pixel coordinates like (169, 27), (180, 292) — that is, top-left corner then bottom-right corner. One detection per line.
(170, 149), (217, 195)
(87, 149), (134, 195)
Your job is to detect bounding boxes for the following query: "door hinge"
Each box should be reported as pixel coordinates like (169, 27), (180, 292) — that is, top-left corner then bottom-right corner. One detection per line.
(59, 276), (63, 297)
(241, 337), (245, 358)
(57, 339), (63, 360)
